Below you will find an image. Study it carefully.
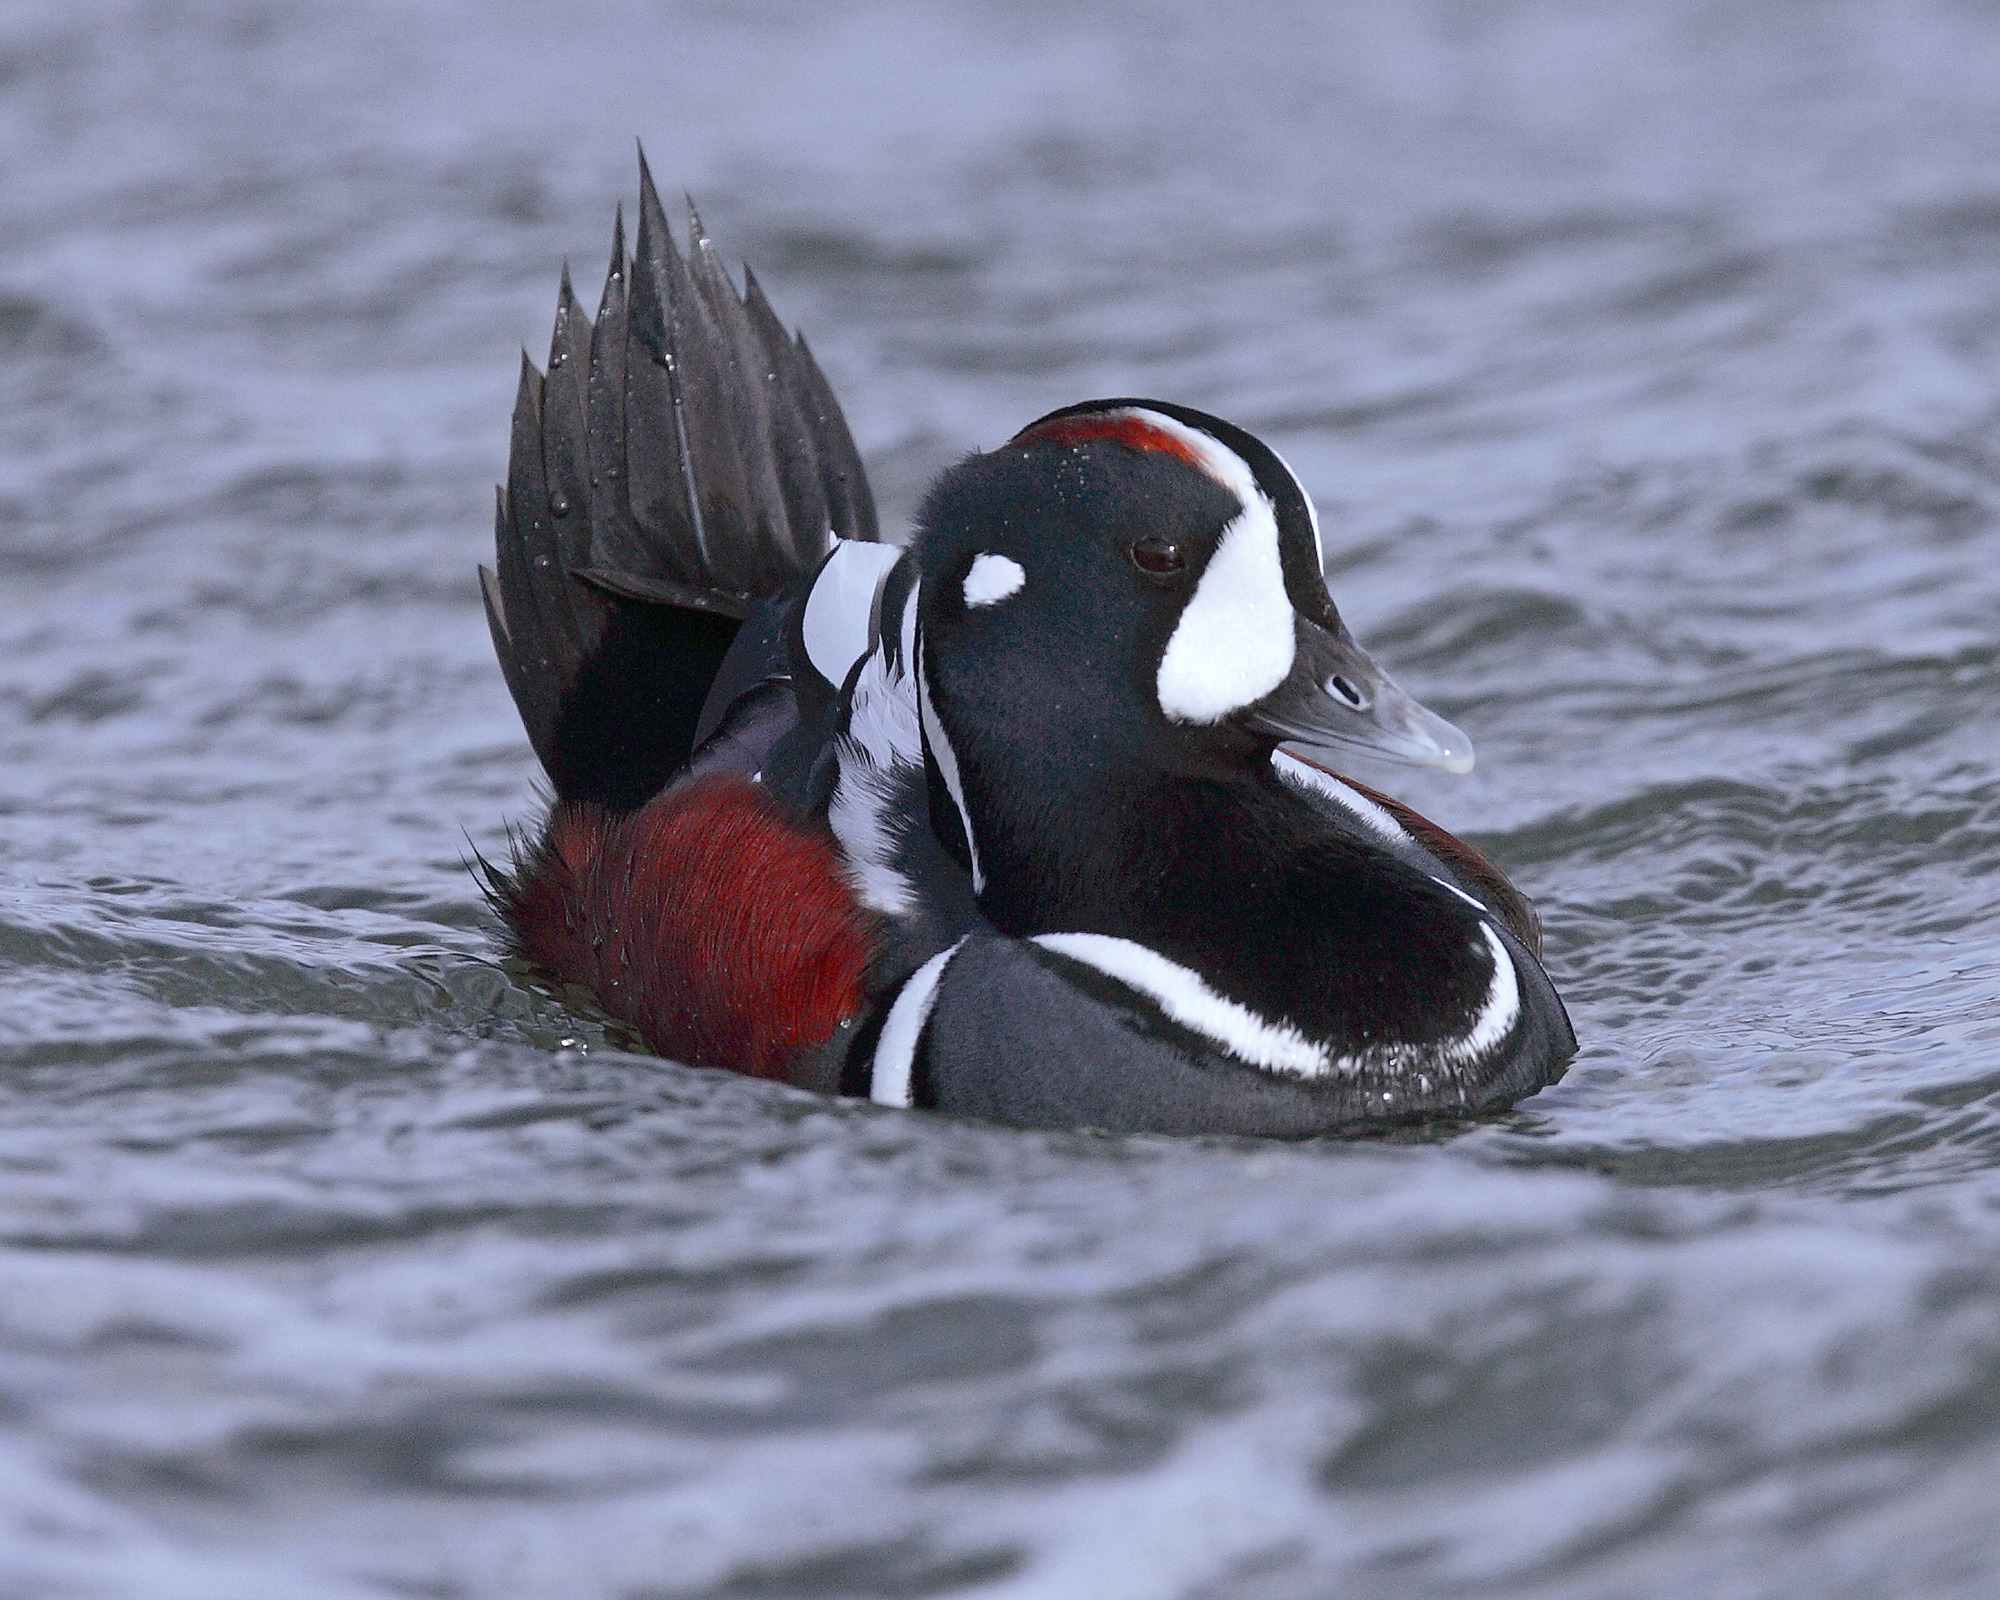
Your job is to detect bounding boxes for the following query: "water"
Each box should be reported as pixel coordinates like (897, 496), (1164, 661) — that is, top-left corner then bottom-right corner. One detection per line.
(4, 1), (2000, 1594)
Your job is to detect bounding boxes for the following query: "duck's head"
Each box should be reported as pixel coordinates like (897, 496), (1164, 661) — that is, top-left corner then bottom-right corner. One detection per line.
(908, 399), (1470, 821)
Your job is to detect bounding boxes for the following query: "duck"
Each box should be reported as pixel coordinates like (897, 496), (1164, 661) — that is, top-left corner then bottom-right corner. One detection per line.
(479, 155), (1575, 1136)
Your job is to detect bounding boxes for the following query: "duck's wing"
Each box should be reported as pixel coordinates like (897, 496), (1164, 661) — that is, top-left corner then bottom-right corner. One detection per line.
(481, 150), (879, 810)
(859, 930), (1573, 1134)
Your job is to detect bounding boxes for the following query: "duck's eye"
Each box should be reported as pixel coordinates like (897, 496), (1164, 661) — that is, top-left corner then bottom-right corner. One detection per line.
(1129, 535), (1186, 576)
(1327, 674), (1370, 711)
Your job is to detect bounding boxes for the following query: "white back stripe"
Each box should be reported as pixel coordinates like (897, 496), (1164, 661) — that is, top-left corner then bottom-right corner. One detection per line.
(1032, 932), (1331, 1079)
(962, 553), (1025, 607)
(871, 939), (967, 1107)
(1271, 750), (1408, 844)
(803, 540), (904, 690)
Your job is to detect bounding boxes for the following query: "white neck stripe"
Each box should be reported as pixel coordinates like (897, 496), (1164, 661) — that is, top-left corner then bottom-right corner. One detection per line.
(1262, 437), (1322, 571)
(1429, 874), (1489, 914)
(916, 635), (984, 894)
(1271, 750), (1407, 844)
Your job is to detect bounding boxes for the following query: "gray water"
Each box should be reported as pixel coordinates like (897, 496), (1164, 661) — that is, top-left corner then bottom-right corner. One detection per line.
(4, 2), (2000, 1595)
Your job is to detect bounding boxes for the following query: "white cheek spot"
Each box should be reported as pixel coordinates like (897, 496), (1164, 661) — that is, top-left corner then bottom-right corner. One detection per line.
(870, 938), (967, 1107)
(1033, 932), (1333, 1079)
(962, 553), (1024, 608)
(1156, 496), (1296, 724)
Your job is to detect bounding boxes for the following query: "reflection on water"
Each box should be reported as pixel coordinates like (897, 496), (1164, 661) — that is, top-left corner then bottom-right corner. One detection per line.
(3, 1), (2000, 1595)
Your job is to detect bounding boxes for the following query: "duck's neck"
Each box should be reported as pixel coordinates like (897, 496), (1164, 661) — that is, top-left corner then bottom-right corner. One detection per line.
(966, 739), (1270, 940)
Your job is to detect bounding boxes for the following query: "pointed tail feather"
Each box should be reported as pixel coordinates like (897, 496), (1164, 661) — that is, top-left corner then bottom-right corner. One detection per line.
(484, 149), (880, 810)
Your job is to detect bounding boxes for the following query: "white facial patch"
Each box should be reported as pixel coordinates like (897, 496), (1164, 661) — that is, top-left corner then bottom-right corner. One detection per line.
(962, 553), (1025, 608)
(1073, 415), (1289, 730)
(1155, 497), (1296, 724)
(1032, 932), (1333, 1079)
(870, 938), (967, 1107)
(803, 539), (905, 690)
(1082, 407), (1308, 726)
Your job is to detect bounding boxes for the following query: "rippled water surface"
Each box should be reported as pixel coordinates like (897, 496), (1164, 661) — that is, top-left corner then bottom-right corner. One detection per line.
(6, 2), (2000, 1595)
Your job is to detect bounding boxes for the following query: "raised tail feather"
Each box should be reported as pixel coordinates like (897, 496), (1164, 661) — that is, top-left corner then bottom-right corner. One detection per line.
(482, 149), (879, 810)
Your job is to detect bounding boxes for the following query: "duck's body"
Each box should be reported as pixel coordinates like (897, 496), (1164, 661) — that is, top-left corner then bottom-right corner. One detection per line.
(482, 158), (1574, 1135)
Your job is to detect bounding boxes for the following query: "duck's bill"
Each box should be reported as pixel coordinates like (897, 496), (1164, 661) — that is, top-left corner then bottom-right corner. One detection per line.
(1245, 617), (1474, 774)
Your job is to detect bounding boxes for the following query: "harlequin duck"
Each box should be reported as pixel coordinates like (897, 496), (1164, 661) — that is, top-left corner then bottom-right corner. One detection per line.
(480, 155), (1575, 1135)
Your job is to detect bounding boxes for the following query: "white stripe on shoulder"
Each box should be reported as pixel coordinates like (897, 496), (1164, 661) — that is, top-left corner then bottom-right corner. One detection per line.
(1032, 931), (1332, 1079)
(803, 540), (904, 690)
(1272, 749), (1408, 844)
(1453, 923), (1520, 1063)
(898, 581), (920, 674)
(870, 938), (968, 1108)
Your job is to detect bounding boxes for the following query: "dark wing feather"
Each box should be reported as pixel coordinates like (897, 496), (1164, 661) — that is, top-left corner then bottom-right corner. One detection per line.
(482, 149), (881, 808)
